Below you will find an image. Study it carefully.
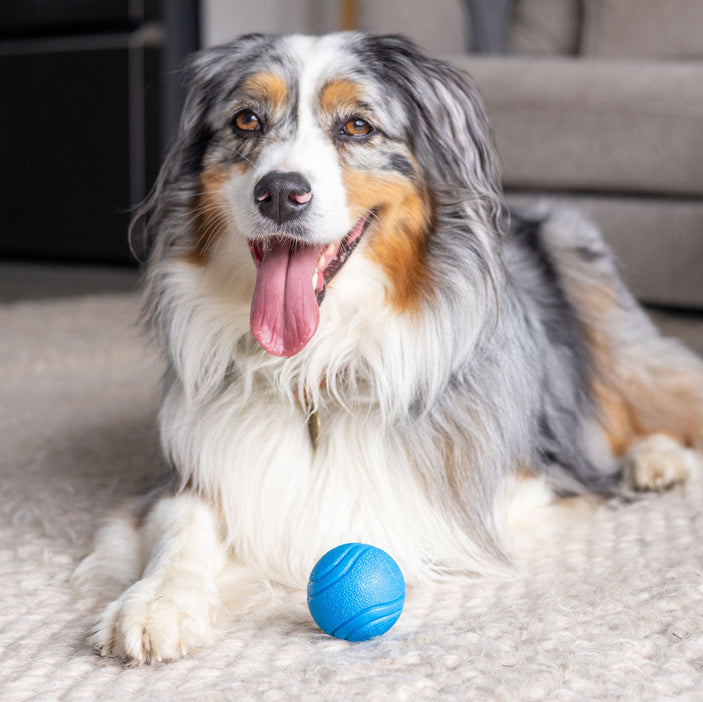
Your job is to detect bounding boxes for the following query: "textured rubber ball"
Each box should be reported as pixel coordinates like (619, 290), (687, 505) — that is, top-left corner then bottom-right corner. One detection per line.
(307, 543), (405, 641)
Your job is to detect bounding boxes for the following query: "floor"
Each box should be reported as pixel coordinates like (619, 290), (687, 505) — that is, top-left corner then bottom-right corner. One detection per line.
(1, 260), (702, 356)
(0, 261), (139, 302)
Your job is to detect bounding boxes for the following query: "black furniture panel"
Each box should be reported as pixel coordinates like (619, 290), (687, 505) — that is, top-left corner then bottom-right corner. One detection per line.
(0, 1), (197, 264)
(1, 39), (155, 262)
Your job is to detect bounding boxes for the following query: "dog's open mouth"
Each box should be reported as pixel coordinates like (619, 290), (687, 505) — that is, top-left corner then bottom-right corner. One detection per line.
(248, 212), (372, 357)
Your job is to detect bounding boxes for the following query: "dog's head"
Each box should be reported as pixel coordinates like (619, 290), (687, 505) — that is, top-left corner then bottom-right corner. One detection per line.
(143, 33), (502, 358)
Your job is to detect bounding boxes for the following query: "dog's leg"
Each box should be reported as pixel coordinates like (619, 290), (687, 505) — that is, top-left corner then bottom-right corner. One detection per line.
(534, 208), (703, 489)
(590, 318), (703, 493)
(72, 505), (142, 597)
(90, 493), (227, 665)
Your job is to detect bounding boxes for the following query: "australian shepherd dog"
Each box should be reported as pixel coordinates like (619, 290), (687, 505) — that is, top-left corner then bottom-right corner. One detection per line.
(75, 32), (703, 664)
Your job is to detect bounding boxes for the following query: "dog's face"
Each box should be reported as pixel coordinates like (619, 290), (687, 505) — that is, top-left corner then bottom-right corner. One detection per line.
(204, 35), (433, 358)
(155, 33), (501, 358)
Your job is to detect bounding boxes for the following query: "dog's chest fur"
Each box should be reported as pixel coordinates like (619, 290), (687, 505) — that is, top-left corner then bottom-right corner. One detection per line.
(160, 364), (492, 587)
(155, 250), (509, 586)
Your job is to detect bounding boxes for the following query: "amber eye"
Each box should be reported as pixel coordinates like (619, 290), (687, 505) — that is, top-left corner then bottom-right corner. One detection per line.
(232, 109), (261, 133)
(341, 117), (373, 138)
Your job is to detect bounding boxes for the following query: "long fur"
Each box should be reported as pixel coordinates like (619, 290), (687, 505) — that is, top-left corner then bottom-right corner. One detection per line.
(75, 32), (703, 664)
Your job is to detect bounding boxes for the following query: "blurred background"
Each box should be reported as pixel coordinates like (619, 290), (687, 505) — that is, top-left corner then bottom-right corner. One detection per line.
(0, 0), (470, 299)
(1, 0), (701, 352)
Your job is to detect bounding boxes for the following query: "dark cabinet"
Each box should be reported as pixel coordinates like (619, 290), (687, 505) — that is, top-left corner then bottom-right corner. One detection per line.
(0, 1), (197, 264)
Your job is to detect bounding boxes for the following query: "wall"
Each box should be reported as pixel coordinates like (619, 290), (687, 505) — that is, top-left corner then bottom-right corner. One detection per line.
(201, 0), (338, 45)
(201, 0), (467, 55)
(357, 0), (466, 55)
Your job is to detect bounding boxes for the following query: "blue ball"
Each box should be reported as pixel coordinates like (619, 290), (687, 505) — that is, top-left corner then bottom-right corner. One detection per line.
(307, 543), (405, 641)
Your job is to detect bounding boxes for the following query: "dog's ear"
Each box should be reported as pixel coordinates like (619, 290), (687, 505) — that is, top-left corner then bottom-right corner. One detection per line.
(358, 35), (502, 221)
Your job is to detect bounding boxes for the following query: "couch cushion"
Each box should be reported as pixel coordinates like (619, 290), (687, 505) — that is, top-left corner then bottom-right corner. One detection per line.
(581, 0), (703, 59)
(508, 0), (582, 55)
(450, 56), (703, 197)
(507, 193), (703, 308)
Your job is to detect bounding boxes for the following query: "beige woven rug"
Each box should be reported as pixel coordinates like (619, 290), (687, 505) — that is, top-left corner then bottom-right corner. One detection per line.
(2, 294), (703, 701)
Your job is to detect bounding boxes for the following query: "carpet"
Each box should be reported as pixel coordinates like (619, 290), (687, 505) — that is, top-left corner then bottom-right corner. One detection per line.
(2, 294), (703, 701)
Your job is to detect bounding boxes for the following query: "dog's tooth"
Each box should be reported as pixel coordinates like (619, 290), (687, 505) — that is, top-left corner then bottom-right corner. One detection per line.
(312, 271), (319, 290)
(318, 255), (326, 268)
(325, 243), (336, 256)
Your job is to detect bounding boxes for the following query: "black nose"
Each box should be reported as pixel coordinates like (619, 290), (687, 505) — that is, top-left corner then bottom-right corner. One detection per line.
(254, 171), (312, 224)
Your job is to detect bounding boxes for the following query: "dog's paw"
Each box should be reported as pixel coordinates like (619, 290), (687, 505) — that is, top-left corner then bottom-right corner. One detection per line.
(623, 433), (702, 492)
(91, 573), (222, 665)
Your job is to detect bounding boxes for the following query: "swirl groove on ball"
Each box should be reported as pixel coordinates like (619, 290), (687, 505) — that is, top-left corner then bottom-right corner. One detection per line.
(307, 543), (405, 641)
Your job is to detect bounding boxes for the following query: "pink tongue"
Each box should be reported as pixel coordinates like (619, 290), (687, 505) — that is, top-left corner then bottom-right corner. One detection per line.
(250, 240), (322, 357)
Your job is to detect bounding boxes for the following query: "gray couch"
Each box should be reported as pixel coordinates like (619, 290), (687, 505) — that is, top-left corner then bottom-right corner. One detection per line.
(450, 0), (703, 309)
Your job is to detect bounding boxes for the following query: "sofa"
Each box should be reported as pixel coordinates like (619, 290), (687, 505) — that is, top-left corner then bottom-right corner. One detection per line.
(449, 0), (703, 310)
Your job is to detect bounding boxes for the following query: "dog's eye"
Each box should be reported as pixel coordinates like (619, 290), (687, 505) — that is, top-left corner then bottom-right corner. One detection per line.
(340, 118), (373, 138)
(231, 109), (261, 134)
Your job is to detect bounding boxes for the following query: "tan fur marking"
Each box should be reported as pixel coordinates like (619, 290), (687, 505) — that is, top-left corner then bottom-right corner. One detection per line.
(188, 167), (230, 265)
(319, 79), (362, 116)
(590, 377), (642, 457)
(343, 168), (432, 312)
(576, 283), (702, 456)
(241, 72), (287, 112)
(597, 378), (703, 456)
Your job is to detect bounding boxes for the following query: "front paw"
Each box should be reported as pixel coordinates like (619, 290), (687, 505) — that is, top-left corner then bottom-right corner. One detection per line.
(91, 574), (222, 664)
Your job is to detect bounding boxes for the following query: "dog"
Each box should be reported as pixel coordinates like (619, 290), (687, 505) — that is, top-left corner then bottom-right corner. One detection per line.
(74, 32), (703, 664)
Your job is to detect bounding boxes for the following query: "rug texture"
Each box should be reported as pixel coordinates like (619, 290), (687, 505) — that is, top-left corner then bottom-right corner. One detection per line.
(2, 294), (703, 701)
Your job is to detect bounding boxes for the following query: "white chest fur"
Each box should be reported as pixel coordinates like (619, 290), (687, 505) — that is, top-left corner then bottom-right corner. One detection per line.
(159, 376), (489, 587)
(152, 255), (496, 586)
